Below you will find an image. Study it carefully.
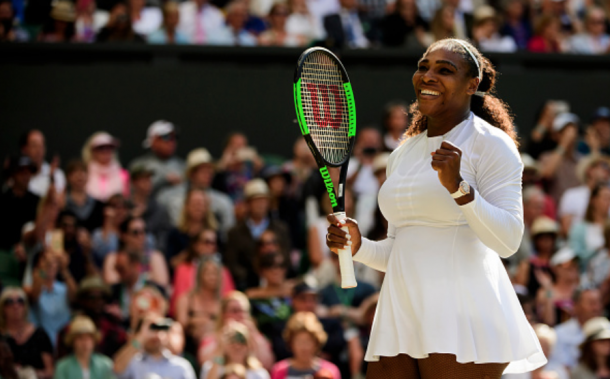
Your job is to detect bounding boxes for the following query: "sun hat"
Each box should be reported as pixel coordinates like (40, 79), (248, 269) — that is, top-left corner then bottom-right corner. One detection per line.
(244, 178), (270, 199)
(580, 317), (610, 348)
(185, 148), (214, 175)
(50, 1), (76, 22)
(64, 315), (101, 346)
(530, 216), (559, 237)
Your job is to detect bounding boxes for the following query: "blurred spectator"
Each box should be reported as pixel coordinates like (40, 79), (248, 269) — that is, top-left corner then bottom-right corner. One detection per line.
(499, 0), (532, 50)
(380, 101), (408, 151)
(55, 210), (97, 284)
(225, 179), (291, 290)
(91, 194), (130, 268)
(129, 165), (172, 253)
(365, 153), (390, 245)
(126, 283), (170, 331)
(74, 0), (109, 42)
(515, 323), (570, 379)
(528, 14), (563, 53)
(323, 0), (369, 49)
(57, 276), (127, 359)
(259, 3), (307, 47)
(39, 0), (76, 41)
(157, 148), (235, 238)
(0, 287), (54, 379)
(546, 0), (578, 36)
(443, 0), (472, 40)
(529, 101), (569, 160)
(424, 4), (456, 44)
(472, 5), (517, 52)
(536, 247), (580, 326)
(214, 133), (263, 203)
(0, 337), (21, 379)
(83, 132), (130, 202)
(558, 155), (610, 237)
(579, 107), (610, 156)
(0, 0), (28, 41)
(246, 253), (294, 344)
(148, 1), (190, 43)
(19, 130), (66, 197)
(53, 315), (114, 379)
(569, 185), (610, 270)
(307, 0), (340, 28)
(170, 229), (235, 315)
(103, 216), (169, 286)
(200, 321), (269, 379)
(177, 0), (224, 44)
(96, 2), (146, 42)
(113, 315), (197, 379)
(380, 0), (427, 47)
(583, 222), (610, 292)
(25, 250), (76, 348)
(549, 287), (603, 369)
(521, 156), (557, 223)
(286, 0), (324, 43)
(358, 0), (389, 44)
(130, 120), (185, 196)
(539, 112), (581, 204)
(568, 6), (610, 54)
(571, 317), (610, 378)
(270, 312), (341, 379)
(207, 0), (257, 45)
(64, 159), (105, 233)
(263, 165), (303, 250)
(128, 0), (161, 36)
(175, 257), (223, 352)
(165, 188), (218, 264)
(0, 156), (39, 252)
(198, 291), (274, 369)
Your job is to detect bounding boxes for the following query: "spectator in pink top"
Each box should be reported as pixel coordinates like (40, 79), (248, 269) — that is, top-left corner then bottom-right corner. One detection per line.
(270, 312), (341, 379)
(82, 132), (130, 202)
(169, 228), (234, 315)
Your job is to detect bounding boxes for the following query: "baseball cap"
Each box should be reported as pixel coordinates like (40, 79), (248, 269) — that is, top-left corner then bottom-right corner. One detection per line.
(550, 246), (577, 266)
(130, 164), (155, 180)
(244, 178), (270, 199)
(142, 120), (176, 148)
(186, 148), (214, 175)
(90, 132), (120, 149)
(552, 113), (579, 132)
(293, 281), (318, 297)
(591, 107), (610, 122)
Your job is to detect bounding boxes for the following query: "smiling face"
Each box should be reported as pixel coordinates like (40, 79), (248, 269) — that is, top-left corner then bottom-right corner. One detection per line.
(412, 47), (479, 120)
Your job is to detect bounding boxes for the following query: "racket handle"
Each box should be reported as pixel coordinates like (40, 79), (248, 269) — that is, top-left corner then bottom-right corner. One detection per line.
(334, 212), (357, 289)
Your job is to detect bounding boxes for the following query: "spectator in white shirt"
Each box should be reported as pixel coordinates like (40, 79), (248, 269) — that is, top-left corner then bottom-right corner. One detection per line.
(549, 287), (603, 370)
(177, 0), (224, 44)
(558, 155), (610, 237)
(286, 0), (324, 42)
(472, 5), (517, 53)
(258, 3), (307, 47)
(19, 130), (66, 197)
(568, 6), (610, 54)
(128, 0), (162, 36)
(207, 0), (257, 46)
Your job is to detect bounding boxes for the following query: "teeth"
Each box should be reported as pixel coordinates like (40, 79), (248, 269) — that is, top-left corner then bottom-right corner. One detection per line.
(421, 89), (440, 96)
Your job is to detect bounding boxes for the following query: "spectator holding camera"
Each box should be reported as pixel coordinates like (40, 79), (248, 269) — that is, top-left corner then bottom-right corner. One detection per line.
(201, 321), (269, 379)
(54, 315), (115, 379)
(64, 159), (106, 233)
(19, 129), (67, 197)
(114, 315), (197, 379)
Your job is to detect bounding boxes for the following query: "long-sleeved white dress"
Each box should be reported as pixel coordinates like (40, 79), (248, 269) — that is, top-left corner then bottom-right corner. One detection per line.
(353, 113), (547, 374)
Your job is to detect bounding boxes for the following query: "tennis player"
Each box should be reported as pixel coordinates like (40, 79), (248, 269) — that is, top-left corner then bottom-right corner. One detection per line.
(325, 38), (547, 378)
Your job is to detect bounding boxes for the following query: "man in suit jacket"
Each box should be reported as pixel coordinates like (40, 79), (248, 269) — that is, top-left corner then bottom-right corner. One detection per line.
(225, 179), (291, 291)
(323, 0), (369, 49)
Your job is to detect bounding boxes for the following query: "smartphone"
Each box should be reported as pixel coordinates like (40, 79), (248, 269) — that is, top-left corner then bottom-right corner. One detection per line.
(49, 229), (64, 253)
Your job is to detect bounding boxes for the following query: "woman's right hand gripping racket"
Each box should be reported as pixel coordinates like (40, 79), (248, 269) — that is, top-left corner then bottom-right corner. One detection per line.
(293, 47), (358, 288)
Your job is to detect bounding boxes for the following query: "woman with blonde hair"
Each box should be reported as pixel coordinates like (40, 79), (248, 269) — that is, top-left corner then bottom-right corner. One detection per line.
(270, 312), (340, 379)
(82, 132), (129, 202)
(175, 256), (223, 355)
(166, 188), (218, 263)
(202, 321), (270, 379)
(199, 291), (274, 370)
(0, 287), (54, 379)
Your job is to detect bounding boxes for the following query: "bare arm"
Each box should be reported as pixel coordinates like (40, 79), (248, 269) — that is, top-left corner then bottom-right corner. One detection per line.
(308, 225), (324, 268)
(103, 253), (119, 284)
(150, 251), (169, 286)
(36, 352), (54, 379)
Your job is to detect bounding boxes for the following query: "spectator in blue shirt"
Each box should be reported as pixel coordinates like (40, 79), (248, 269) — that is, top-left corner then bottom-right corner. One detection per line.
(148, 1), (190, 44)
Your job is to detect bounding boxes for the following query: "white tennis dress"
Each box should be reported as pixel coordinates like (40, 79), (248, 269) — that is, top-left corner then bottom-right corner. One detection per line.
(353, 113), (547, 374)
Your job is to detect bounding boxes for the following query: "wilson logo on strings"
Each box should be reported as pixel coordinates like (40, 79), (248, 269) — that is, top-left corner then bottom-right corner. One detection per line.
(306, 83), (343, 129)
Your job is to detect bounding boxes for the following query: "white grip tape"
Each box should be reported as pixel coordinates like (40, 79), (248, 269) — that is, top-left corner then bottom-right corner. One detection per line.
(335, 212), (357, 288)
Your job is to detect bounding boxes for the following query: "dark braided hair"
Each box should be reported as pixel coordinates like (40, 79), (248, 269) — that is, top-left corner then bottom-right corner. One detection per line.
(405, 39), (519, 147)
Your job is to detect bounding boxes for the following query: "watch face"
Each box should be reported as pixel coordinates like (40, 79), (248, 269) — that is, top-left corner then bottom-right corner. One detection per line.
(460, 181), (470, 194)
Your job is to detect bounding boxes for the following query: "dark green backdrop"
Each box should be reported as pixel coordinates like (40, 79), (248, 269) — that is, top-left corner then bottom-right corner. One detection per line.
(1, 44), (610, 164)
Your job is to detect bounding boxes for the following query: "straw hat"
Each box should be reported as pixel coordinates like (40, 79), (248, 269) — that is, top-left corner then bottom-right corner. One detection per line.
(77, 276), (111, 297)
(576, 154), (610, 184)
(64, 315), (101, 346)
(244, 179), (270, 199)
(530, 216), (559, 237)
(185, 148), (214, 175)
(50, 1), (76, 22)
(581, 317), (610, 347)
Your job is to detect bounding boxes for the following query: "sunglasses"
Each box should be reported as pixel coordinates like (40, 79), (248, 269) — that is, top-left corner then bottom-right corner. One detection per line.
(4, 297), (25, 306)
(260, 239), (278, 246)
(263, 261), (285, 269)
(159, 133), (177, 142)
(198, 239), (217, 245)
(129, 228), (145, 236)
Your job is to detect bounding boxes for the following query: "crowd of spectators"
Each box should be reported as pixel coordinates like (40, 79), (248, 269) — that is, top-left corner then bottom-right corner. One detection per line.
(2, 99), (610, 379)
(0, 0), (609, 54)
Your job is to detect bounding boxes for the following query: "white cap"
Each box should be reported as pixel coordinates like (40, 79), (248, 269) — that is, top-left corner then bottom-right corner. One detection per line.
(521, 153), (539, 173)
(550, 246), (577, 266)
(90, 132), (119, 149)
(552, 113), (579, 132)
(186, 148), (214, 174)
(244, 178), (270, 199)
(142, 120), (176, 148)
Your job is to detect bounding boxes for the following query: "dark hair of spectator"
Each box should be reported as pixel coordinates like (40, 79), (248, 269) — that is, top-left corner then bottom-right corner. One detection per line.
(580, 338), (610, 373)
(405, 39), (519, 147)
(257, 251), (285, 274)
(186, 228), (217, 262)
(118, 215), (144, 250)
(430, 5), (455, 41)
(223, 132), (246, 150)
(382, 101), (409, 128)
(573, 285), (598, 303)
(56, 209), (79, 228)
(116, 249), (142, 265)
(17, 129), (39, 150)
(584, 184), (608, 223)
(533, 14), (558, 37)
(0, 337), (18, 379)
(65, 158), (88, 176)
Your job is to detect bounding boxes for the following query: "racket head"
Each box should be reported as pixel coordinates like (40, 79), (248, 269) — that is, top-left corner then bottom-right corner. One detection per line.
(293, 47), (356, 168)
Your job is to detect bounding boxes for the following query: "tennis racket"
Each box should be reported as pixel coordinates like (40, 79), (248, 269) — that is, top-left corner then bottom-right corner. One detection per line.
(293, 47), (357, 289)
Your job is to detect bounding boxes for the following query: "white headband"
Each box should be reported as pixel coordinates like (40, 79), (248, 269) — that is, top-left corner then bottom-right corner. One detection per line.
(452, 39), (486, 97)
